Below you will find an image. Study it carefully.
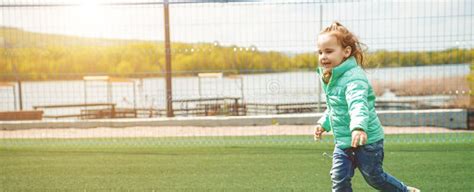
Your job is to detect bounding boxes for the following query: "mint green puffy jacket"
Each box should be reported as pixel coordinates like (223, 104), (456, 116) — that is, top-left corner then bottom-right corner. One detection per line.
(317, 56), (384, 149)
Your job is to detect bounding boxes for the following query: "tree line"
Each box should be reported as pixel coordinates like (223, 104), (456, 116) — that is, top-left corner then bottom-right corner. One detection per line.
(0, 42), (473, 81)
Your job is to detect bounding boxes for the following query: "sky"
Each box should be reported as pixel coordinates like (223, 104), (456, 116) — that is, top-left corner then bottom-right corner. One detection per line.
(1, 0), (473, 53)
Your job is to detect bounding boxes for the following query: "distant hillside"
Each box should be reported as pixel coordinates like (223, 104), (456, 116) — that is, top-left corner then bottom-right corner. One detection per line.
(0, 27), (472, 81)
(0, 27), (153, 48)
(0, 27), (300, 81)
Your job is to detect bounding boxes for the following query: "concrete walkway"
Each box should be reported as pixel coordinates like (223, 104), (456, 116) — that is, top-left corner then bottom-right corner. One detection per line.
(0, 109), (468, 130)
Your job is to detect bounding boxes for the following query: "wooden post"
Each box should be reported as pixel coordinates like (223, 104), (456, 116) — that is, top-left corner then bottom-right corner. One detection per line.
(233, 98), (239, 116)
(164, 0), (174, 117)
(17, 80), (23, 110)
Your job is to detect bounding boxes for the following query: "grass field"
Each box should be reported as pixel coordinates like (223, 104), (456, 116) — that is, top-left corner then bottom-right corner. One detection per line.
(1, 133), (473, 191)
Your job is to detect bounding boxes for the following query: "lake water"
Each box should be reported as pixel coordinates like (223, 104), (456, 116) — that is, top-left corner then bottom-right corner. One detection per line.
(0, 64), (470, 113)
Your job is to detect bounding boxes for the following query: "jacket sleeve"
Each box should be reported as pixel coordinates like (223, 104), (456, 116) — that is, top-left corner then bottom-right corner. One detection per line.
(345, 80), (369, 132)
(317, 108), (331, 132)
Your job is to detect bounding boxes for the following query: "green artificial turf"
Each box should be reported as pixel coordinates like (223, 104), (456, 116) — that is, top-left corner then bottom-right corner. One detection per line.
(1, 134), (473, 191)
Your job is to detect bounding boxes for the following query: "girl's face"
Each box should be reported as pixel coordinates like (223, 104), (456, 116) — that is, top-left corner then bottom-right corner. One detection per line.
(317, 33), (351, 70)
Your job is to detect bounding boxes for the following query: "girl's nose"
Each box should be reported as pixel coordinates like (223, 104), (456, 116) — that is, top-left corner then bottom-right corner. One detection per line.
(320, 53), (328, 59)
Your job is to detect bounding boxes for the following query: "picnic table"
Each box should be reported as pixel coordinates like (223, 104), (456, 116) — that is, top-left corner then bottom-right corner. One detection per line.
(172, 97), (245, 116)
(32, 103), (135, 119)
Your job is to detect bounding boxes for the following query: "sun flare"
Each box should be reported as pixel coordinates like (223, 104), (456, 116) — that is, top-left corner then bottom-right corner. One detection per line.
(71, 0), (107, 37)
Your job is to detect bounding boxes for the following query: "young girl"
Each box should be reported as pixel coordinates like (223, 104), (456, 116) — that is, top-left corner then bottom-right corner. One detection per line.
(313, 22), (420, 192)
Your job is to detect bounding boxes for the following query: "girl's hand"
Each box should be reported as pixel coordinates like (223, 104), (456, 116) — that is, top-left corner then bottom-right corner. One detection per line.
(351, 129), (367, 147)
(314, 124), (325, 141)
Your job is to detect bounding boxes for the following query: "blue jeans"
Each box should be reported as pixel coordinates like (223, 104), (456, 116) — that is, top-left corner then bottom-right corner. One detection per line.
(330, 139), (407, 192)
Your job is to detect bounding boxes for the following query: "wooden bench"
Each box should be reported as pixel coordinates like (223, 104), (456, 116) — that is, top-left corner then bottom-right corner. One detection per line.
(81, 108), (137, 119)
(246, 102), (324, 115)
(0, 110), (43, 121)
(33, 103), (116, 119)
(172, 97), (245, 116)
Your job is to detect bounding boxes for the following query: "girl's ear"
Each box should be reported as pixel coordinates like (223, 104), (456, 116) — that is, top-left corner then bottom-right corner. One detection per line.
(343, 46), (352, 58)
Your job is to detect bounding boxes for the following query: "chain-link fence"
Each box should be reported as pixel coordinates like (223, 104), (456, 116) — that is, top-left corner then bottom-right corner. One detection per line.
(0, 0), (473, 143)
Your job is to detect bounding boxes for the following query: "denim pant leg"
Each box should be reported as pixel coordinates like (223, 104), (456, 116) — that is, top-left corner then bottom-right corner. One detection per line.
(355, 140), (408, 192)
(331, 147), (356, 192)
